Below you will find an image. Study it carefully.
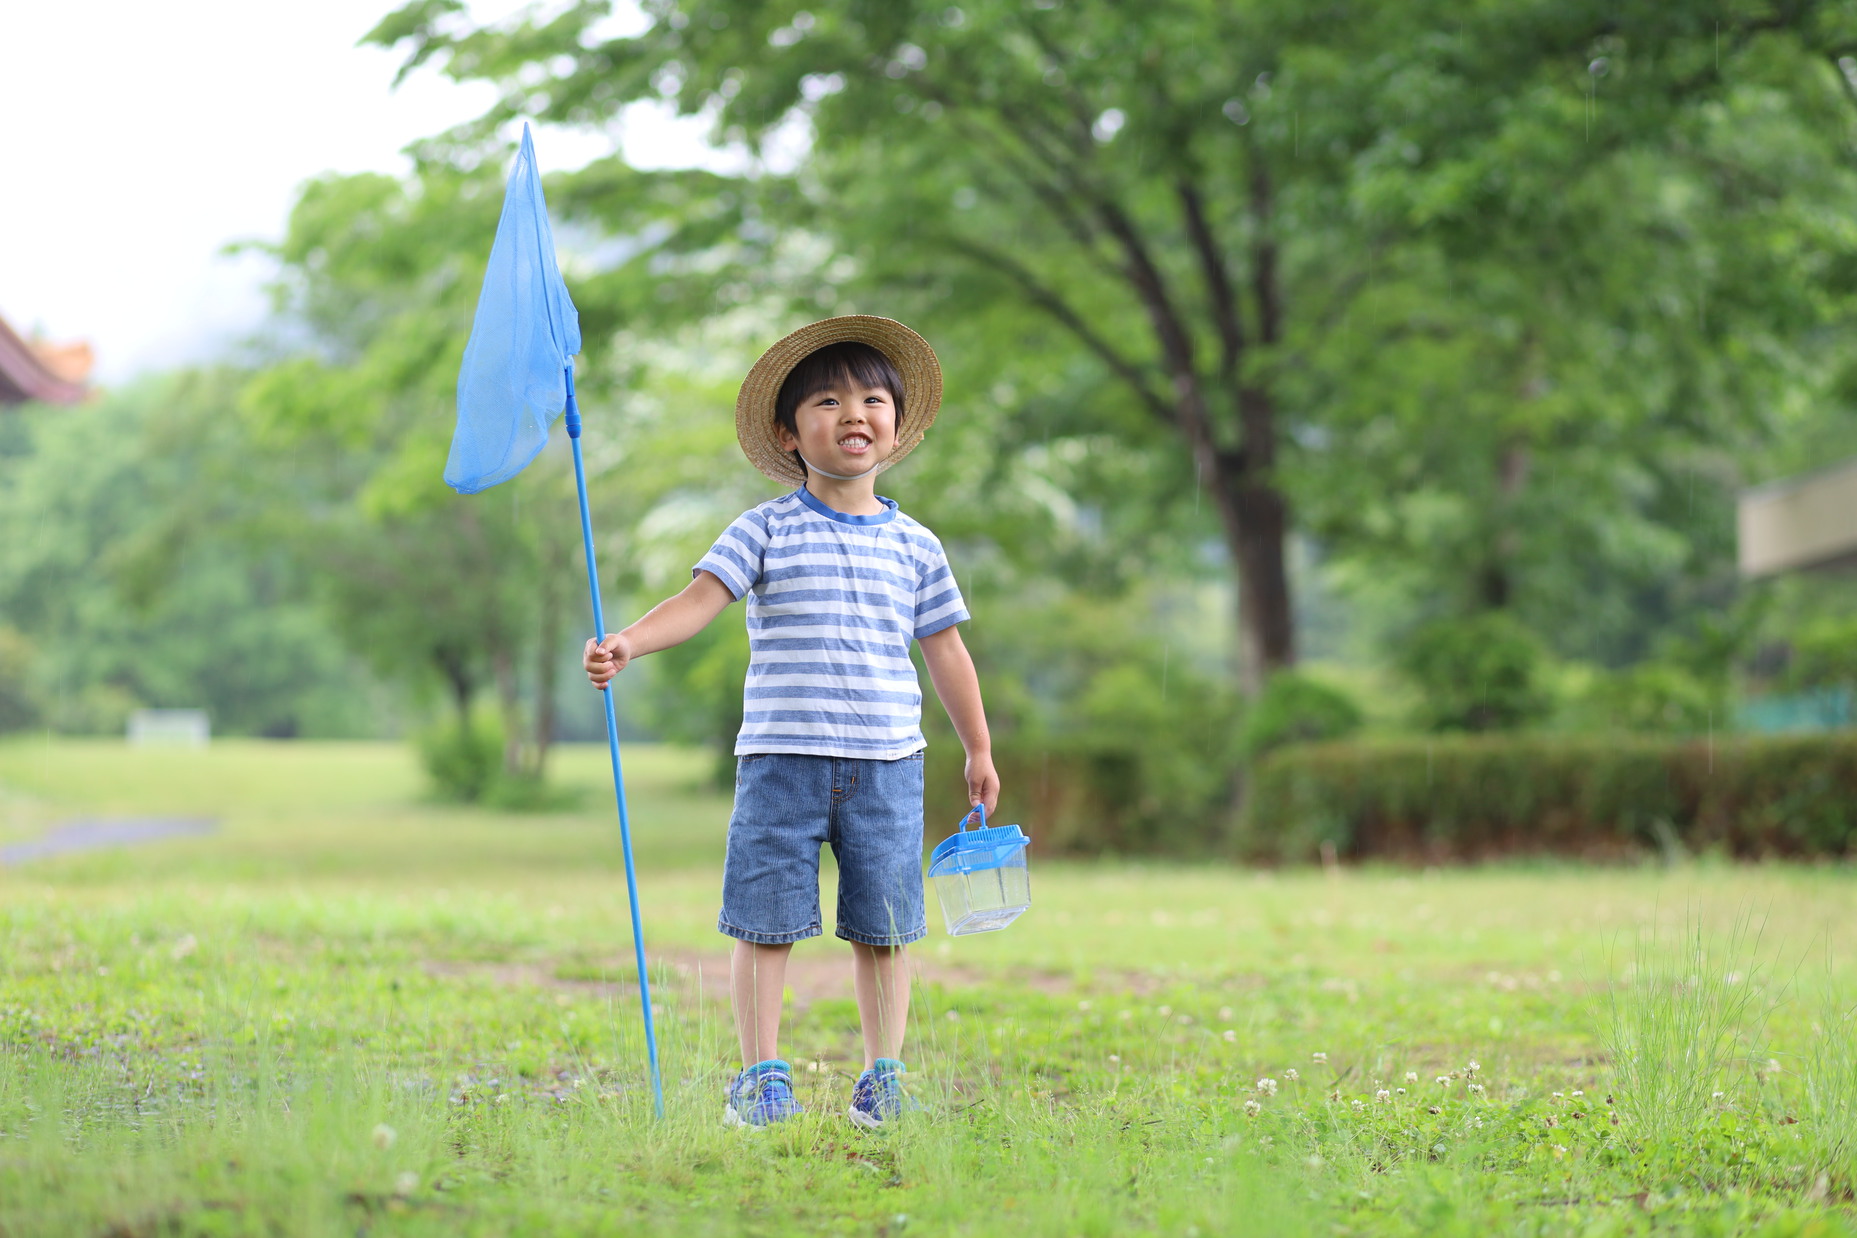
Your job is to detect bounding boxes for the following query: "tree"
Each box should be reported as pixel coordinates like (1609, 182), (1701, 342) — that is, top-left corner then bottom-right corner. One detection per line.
(0, 372), (381, 737)
(242, 140), (765, 778)
(368, 0), (1857, 694)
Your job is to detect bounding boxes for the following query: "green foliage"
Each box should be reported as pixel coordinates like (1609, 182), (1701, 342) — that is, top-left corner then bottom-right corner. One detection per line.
(1786, 615), (1857, 692)
(1240, 671), (1363, 758)
(0, 626), (37, 733)
(1565, 661), (1723, 735)
(368, 0), (1857, 687)
(1241, 734), (1857, 862)
(415, 712), (582, 810)
(1398, 613), (1550, 734)
(928, 641), (1243, 856)
(0, 377), (384, 738)
(415, 712), (504, 803)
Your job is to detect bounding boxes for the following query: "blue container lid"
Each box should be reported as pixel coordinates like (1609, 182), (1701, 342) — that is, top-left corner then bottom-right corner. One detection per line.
(928, 806), (1029, 875)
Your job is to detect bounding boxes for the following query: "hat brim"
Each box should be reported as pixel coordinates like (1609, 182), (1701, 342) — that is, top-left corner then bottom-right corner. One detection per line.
(735, 315), (943, 487)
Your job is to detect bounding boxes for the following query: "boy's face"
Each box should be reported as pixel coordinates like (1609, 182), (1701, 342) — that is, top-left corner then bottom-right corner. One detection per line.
(776, 379), (898, 476)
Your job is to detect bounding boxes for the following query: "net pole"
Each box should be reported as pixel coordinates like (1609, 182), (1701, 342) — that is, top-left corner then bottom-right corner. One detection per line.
(563, 363), (665, 1119)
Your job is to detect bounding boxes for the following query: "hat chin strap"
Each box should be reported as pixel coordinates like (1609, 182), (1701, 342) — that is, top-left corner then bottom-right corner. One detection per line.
(795, 450), (885, 482)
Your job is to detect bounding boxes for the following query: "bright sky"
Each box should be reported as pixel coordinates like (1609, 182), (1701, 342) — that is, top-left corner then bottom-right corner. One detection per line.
(0, 1), (721, 382)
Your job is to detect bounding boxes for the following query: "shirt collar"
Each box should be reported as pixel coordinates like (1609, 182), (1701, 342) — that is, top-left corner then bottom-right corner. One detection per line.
(793, 486), (898, 526)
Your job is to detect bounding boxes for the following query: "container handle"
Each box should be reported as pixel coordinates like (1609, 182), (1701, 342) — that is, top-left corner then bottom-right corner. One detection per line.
(961, 803), (988, 832)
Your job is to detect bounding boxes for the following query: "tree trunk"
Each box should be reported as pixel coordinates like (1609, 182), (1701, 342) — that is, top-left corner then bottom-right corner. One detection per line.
(530, 549), (563, 782)
(492, 646), (524, 777)
(435, 645), (475, 726)
(1197, 423), (1296, 696)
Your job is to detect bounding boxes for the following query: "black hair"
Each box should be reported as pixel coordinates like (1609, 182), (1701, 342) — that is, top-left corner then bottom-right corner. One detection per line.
(773, 342), (906, 470)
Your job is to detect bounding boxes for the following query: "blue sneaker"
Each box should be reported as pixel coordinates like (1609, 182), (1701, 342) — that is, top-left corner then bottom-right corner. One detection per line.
(848, 1058), (919, 1130)
(724, 1059), (802, 1128)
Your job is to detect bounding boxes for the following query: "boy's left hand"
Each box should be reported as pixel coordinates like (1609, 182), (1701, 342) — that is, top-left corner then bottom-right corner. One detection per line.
(963, 751), (1000, 818)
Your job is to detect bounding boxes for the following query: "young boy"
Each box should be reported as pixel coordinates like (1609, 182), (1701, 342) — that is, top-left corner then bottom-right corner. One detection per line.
(582, 316), (998, 1129)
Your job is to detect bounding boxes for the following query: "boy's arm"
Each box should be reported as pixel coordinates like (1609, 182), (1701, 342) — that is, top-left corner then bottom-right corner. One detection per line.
(918, 625), (999, 816)
(583, 570), (735, 690)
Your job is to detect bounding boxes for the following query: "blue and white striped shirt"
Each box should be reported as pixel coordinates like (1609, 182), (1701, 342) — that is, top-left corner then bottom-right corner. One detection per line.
(693, 488), (969, 759)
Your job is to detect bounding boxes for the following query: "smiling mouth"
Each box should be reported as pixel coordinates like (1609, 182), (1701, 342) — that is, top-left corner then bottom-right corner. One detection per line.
(838, 434), (872, 452)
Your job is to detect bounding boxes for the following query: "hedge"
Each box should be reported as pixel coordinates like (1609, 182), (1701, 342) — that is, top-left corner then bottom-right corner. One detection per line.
(923, 739), (1237, 856)
(1239, 734), (1857, 863)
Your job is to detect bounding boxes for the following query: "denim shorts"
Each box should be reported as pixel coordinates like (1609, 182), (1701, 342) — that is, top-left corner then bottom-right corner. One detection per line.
(719, 751), (927, 948)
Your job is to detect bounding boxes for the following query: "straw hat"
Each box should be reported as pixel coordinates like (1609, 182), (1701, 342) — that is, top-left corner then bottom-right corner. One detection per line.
(735, 315), (943, 487)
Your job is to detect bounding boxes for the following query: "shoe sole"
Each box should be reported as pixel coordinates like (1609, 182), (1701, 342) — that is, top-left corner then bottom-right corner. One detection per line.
(724, 1104), (804, 1129)
(847, 1105), (888, 1131)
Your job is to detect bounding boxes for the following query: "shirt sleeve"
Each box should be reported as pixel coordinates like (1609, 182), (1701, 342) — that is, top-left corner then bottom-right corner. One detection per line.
(912, 534), (970, 640)
(692, 508), (772, 600)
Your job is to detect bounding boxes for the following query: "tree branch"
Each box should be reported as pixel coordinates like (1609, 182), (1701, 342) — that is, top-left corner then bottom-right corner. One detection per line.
(1177, 177), (1245, 385)
(941, 234), (1174, 426)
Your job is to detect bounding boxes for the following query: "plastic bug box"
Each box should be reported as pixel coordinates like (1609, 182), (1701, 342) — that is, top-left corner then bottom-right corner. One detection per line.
(927, 806), (1030, 936)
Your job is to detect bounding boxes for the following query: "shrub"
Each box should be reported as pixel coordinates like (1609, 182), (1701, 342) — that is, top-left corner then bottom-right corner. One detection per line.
(1240, 671), (1363, 758)
(1239, 733), (1857, 862)
(1397, 612), (1550, 733)
(1786, 615), (1857, 692)
(925, 657), (1242, 856)
(416, 714), (503, 803)
(1569, 662), (1721, 734)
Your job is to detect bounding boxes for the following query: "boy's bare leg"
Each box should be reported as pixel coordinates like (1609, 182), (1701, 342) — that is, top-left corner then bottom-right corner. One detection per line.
(731, 941), (793, 1065)
(850, 941), (911, 1067)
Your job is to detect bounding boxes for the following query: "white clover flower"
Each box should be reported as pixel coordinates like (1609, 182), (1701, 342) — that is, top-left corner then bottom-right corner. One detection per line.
(1570, 1089), (1583, 1099)
(1312, 1052), (1328, 1064)
(1468, 1083), (1486, 1096)
(1218, 1006), (1234, 1020)
(1350, 1099), (1365, 1112)
(1712, 1090), (1725, 1102)
(1222, 1029), (1238, 1043)
(1108, 1054), (1121, 1063)
(1158, 1005), (1173, 1016)
(1551, 1092), (1565, 1102)
(1395, 1087), (1407, 1096)
(1257, 1078), (1278, 1097)
(1404, 1071), (1419, 1084)
(371, 1124), (396, 1150)
(394, 1171), (419, 1196)
(1466, 1059), (1481, 1075)
(1243, 1099), (1262, 1117)
(1374, 1089), (1390, 1103)
(1428, 1105), (1441, 1114)
(1284, 1068), (1300, 1082)
(1436, 1076), (1452, 1087)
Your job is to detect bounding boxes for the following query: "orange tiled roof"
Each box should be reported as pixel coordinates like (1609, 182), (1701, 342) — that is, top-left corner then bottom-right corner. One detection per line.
(0, 312), (91, 406)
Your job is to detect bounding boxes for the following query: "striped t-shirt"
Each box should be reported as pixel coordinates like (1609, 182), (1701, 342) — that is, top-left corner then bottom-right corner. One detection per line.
(693, 488), (969, 759)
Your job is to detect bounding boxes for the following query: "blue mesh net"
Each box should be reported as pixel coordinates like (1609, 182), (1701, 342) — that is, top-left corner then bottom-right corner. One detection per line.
(445, 124), (582, 495)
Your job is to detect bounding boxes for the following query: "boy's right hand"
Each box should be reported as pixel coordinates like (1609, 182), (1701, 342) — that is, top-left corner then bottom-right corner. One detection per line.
(584, 633), (633, 690)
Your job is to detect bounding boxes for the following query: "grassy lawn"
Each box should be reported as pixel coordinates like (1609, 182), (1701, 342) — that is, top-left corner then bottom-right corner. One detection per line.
(2, 738), (1855, 1236)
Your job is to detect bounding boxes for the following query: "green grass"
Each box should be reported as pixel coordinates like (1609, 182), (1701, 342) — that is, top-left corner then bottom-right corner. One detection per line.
(2, 738), (1855, 1236)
